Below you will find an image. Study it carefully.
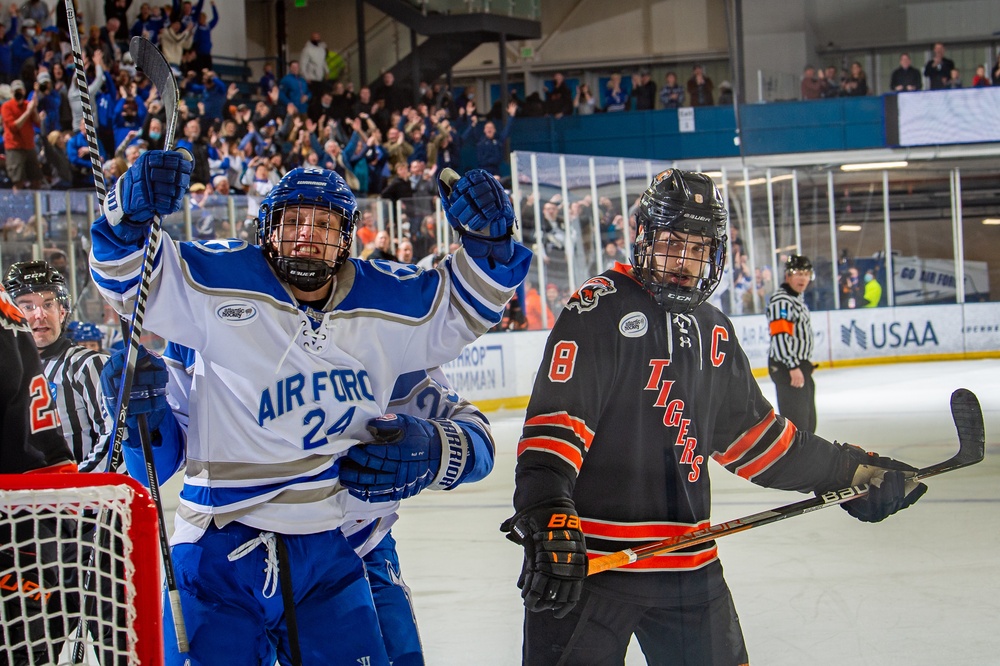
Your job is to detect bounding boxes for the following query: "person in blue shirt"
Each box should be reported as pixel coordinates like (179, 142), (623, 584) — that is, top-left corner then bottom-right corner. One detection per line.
(463, 101), (517, 176)
(0, 16), (17, 84)
(111, 95), (146, 152)
(10, 19), (39, 81)
(278, 59), (310, 114)
(191, 0), (218, 71)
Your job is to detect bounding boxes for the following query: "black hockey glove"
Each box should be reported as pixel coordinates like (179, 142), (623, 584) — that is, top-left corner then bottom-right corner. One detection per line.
(838, 444), (927, 523)
(501, 500), (588, 618)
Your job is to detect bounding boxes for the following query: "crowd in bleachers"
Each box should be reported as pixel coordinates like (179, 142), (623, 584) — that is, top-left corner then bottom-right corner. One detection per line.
(800, 42), (1000, 100)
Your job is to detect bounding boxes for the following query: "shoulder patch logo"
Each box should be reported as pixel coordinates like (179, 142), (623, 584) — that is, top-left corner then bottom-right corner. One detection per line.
(567, 276), (617, 313)
(216, 300), (258, 326)
(370, 259), (423, 280)
(196, 238), (248, 254)
(619, 312), (648, 338)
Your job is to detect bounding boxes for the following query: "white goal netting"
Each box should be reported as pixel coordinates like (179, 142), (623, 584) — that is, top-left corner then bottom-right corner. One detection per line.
(0, 473), (161, 666)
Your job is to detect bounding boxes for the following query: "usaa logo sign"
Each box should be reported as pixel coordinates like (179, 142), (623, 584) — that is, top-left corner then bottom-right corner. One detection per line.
(840, 319), (938, 350)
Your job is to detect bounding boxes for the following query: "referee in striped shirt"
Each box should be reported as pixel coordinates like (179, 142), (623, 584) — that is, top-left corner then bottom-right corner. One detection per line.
(767, 255), (817, 432)
(4, 261), (112, 471)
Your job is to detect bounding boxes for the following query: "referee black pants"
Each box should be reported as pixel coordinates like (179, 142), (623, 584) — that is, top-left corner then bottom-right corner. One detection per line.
(769, 360), (816, 433)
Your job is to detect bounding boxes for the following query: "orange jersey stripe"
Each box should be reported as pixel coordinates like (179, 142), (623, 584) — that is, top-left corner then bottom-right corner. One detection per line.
(769, 319), (795, 336)
(735, 419), (797, 480)
(713, 409), (776, 466)
(588, 546), (718, 571)
(516, 436), (584, 472)
(524, 412), (595, 450)
(580, 519), (711, 541)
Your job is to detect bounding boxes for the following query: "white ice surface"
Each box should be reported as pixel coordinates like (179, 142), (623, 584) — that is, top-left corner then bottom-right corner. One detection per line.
(156, 359), (1000, 665)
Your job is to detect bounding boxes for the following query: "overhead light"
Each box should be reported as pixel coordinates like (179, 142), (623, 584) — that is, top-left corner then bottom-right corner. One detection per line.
(840, 161), (908, 172)
(983, 218), (1000, 225)
(733, 174), (795, 186)
(838, 224), (863, 232)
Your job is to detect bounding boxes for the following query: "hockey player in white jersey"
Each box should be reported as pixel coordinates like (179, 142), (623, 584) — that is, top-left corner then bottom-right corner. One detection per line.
(89, 150), (529, 665)
(102, 341), (494, 666)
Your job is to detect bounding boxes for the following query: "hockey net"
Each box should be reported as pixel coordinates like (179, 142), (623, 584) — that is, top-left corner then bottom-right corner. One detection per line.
(0, 472), (162, 665)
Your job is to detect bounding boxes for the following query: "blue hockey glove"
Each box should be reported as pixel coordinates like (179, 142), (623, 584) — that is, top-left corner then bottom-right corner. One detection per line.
(99, 345), (169, 447)
(104, 150), (193, 243)
(438, 168), (516, 263)
(501, 500), (588, 618)
(340, 413), (469, 503)
(837, 444), (927, 523)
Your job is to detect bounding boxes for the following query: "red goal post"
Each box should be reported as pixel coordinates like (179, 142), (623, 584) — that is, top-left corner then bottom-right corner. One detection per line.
(0, 472), (163, 665)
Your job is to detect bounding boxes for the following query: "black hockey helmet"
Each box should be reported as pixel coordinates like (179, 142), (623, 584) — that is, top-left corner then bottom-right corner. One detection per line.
(632, 169), (728, 313)
(257, 167), (359, 292)
(784, 254), (813, 274)
(4, 260), (71, 309)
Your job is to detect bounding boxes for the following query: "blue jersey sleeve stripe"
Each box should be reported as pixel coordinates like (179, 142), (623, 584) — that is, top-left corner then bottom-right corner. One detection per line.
(447, 262), (502, 325)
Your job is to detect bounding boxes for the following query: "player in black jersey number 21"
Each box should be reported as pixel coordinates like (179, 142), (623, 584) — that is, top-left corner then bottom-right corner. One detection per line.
(504, 169), (927, 666)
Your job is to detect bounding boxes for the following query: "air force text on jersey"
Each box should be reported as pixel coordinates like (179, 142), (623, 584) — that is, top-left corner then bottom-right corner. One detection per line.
(258, 369), (377, 448)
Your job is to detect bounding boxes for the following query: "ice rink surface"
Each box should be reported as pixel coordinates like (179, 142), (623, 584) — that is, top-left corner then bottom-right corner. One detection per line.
(384, 359), (1000, 665)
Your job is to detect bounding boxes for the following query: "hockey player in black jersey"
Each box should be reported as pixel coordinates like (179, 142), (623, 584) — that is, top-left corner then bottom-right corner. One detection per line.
(503, 169), (927, 666)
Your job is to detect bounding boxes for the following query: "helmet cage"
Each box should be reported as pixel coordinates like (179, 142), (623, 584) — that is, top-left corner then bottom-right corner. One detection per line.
(256, 167), (359, 293)
(632, 170), (728, 313)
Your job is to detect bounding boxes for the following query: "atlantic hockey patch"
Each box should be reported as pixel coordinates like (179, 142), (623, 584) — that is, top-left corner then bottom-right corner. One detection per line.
(566, 276), (616, 313)
(0, 287), (29, 332)
(215, 300), (259, 325)
(618, 311), (648, 338)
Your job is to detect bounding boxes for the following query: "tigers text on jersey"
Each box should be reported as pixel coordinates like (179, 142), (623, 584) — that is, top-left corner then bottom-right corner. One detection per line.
(90, 225), (528, 544)
(38, 336), (111, 472)
(514, 264), (853, 602)
(766, 283), (814, 369)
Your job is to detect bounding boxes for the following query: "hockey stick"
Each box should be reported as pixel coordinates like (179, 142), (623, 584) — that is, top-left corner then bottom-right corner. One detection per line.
(587, 388), (986, 576)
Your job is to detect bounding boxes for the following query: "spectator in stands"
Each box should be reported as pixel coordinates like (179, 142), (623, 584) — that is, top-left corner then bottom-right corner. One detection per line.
(633, 69), (656, 110)
(11, 19), (40, 81)
(375, 70), (407, 115)
(279, 59), (310, 114)
(130, 3), (158, 44)
(177, 116), (216, 185)
(470, 101), (516, 176)
(971, 65), (990, 87)
(890, 53), (922, 92)
(841, 61), (868, 96)
(1, 79), (42, 190)
(192, 0), (218, 72)
(159, 14), (194, 69)
(111, 94), (145, 151)
(381, 125), (412, 168)
(545, 71), (573, 118)
(992, 53), (1000, 86)
(658, 71), (684, 109)
(924, 42), (955, 90)
(946, 68), (962, 89)
(380, 159), (413, 203)
(717, 80), (733, 105)
(574, 82), (595, 115)
(0, 16), (16, 85)
(257, 61), (276, 99)
(431, 119), (460, 173)
(603, 72), (628, 112)
(177, 0), (204, 30)
(686, 63), (714, 106)
(98, 16), (125, 63)
(800, 65), (823, 100)
(18, 0), (47, 27)
(300, 30), (328, 99)
(396, 238), (414, 264)
(67, 118), (101, 186)
(863, 269), (882, 308)
(368, 230), (396, 262)
(820, 65), (841, 98)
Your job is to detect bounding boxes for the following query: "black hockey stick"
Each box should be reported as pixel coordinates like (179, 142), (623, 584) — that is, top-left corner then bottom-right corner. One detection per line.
(588, 388), (986, 575)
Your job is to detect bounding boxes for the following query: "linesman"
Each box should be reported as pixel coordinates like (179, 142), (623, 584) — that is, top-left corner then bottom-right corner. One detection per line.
(4, 261), (112, 471)
(767, 255), (817, 432)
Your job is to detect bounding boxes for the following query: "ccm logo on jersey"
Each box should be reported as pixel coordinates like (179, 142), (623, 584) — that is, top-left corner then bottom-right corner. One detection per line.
(566, 276), (616, 313)
(618, 312), (648, 338)
(216, 300), (259, 325)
